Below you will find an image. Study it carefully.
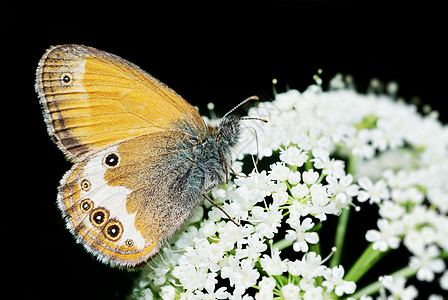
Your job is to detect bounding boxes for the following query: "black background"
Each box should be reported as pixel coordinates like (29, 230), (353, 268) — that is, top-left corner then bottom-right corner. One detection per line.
(5, 0), (446, 298)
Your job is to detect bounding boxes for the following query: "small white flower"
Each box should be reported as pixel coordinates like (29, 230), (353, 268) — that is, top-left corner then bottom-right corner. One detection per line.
(174, 226), (199, 249)
(350, 129), (376, 158)
(311, 148), (330, 169)
(255, 277), (275, 300)
(302, 286), (324, 300)
(358, 177), (390, 204)
(275, 89), (300, 110)
(235, 235), (267, 261)
(255, 290), (273, 300)
(258, 276), (276, 291)
(400, 205), (432, 232)
(288, 198), (310, 217)
(365, 219), (403, 251)
(269, 162), (292, 182)
(299, 277), (317, 292)
(237, 170), (272, 204)
(285, 217), (319, 252)
(288, 171), (301, 185)
(375, 118), (406, 150)
(172, 263), (208, 291)
(272, 190), (289, 205)
(326, 174), (359, 205)
(202, 287), (230, 300)
(281, 283), (301, 300)
(291, 183), (310, 199)
(160, 286), (176, 300)
(378, 200), (405, 220)
(391, 187), (425, 205)
(409, 245), (446, 282)
(403, 229), (427, 255)
(312, 148), (346, 178)
(427, 188), (448, 213)
(288, 251), (326, 278)
(221, 257), (260, 297)
(302, 169), (320, 185)
(381, 275), (418, 300)
(280, 146), (309, 167)
(141, 288), (154, 300)
(236, 259), (261, 297)
(250, 202), (283, 239)
(322, 265), (356, 296)
(200, 220), (218, 238)
(308, 183), (335, 221)
(259, 247), (288, 275)
(294, 131), (313, 151)
(440, 270), (448, 290)
(220, 256), (240, 280)
(218, 222), (251, 251)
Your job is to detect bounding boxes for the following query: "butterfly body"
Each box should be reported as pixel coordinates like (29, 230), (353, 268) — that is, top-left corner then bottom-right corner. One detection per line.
(36, 44), (240, 268)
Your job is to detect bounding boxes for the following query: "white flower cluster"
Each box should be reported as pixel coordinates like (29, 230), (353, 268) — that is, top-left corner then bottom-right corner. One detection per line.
(132, 76), (448, 299)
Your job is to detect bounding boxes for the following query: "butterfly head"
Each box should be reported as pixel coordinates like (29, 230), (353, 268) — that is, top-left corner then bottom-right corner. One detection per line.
(216, 115), (241, 148)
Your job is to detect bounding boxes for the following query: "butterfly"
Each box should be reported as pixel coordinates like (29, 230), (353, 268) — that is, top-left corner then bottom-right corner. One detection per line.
(36, 44), (258, 268)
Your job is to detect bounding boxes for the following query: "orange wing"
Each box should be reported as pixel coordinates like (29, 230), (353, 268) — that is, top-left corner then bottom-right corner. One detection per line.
(58, 131), (201, 268)
(36, 44), (205, 162)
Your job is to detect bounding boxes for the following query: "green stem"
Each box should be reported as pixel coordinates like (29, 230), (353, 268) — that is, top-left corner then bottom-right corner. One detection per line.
(348, 251), (448, 298)
(273, 274), (289, 287)
(273, 238), (293, 251)
(330, 206), (351, 268)
(347, 154), (356, 176)
(305, 157), (313, 171)
(350, 265), (417, 298)
(345, 243), (389, 283)
(329, 154), (355, 268)
(309, 241), (321, 256)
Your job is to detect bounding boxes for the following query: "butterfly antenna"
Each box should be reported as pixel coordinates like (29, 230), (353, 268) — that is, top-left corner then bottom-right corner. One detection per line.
(240, 116), (268, 123)
(222, 95), (259, 119)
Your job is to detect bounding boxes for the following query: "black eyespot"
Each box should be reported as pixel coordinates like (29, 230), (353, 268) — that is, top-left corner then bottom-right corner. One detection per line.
(103, 153), (120, 168)
(107, 225), (119, 237)
(104, 219), (123, 241)
(80, 199), (93, 212)
(80, 179), (91, 191)
(93, 211), (105, 225)
(61, 73), (72, 84)
(125, 239), (134, 247)
(90, 207), (109, 227)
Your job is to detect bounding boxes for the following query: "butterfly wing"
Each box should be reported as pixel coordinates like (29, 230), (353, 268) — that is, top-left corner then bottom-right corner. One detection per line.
(59, 131), (205, 268)
(36, 44), (205, 162)
(36, 45), (210, 268)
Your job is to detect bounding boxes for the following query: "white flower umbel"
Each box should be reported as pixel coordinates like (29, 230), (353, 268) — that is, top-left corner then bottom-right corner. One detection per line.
(131, 76), (448, 299)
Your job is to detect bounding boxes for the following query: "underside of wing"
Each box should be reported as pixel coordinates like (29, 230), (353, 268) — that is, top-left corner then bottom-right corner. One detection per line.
(58, 131), (205, 268)
(36, 44), (205, 162)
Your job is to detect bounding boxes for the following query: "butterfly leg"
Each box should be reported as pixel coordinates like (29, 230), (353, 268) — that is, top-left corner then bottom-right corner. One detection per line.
(229, 167), (247, 178)
(201, 192), (240, 226)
